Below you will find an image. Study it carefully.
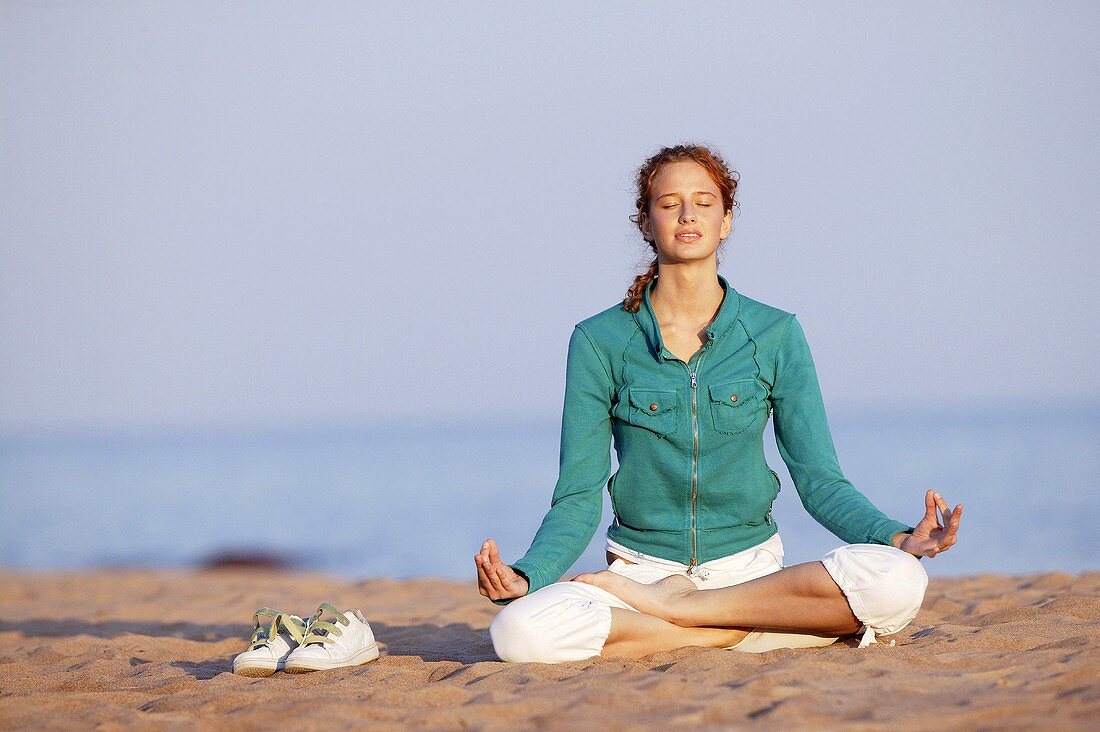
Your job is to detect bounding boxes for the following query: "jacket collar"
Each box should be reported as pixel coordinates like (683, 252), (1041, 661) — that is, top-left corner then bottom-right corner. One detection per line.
(633, 274), (742, 361)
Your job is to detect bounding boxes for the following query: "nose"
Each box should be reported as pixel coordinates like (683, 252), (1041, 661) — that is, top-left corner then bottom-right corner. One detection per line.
(679, 205), (696, 224)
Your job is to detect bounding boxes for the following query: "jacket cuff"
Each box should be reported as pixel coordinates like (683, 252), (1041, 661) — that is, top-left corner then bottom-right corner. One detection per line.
(491, 564), (539, 606)
(872, 519), (914, 546)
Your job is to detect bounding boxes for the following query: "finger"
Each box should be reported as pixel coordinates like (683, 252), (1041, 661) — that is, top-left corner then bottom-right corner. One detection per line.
(911, 490), (937, 536)
(475, 555), (495, 597)
(922, 489), (938, 523)
(476, 554), (507, 598)
(934, 492), (952, 525)
(481, 554), (507, 593)
(478, 539), (493, 565)
(482, 539), (518, 591)
(495, 564), (519, 594)
(477, 552), (488, 579)
(939, 504), (963, 550)
(486, 539), (503, 568)
(476, 573), (493, 599)
(945, 502), (962, 528)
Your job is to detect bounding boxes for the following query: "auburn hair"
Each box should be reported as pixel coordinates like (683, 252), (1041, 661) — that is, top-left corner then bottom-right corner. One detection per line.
(622, 144), (739, 313)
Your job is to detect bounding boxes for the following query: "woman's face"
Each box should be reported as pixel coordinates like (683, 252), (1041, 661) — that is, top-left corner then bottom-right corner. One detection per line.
(641, 161), (732, 266)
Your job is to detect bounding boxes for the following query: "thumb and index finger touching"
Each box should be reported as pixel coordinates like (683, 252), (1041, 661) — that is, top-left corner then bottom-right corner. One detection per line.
(474, 538), (530, 600)
(475, 538), (507, 574)
(918, 489), (964, 554)
(921, 489), (964, 524)
(936, 494), (964, 550)
(475, 537), (515, 579)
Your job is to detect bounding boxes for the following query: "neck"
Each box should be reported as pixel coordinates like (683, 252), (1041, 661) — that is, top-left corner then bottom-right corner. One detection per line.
(649, 262), (724, 320)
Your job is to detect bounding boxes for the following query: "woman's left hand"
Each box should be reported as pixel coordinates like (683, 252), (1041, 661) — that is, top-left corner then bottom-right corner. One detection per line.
(894, 489), (963, 558)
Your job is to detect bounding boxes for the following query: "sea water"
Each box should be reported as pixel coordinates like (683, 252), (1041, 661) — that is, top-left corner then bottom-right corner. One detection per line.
(1, 409), (1096, 579)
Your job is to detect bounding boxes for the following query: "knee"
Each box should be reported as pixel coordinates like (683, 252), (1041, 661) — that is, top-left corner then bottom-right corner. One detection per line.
(490, 601), (549, 663)
(873, 550), (929, 626)
(488, 585), (612, 664)
(823, 545), (929, 635)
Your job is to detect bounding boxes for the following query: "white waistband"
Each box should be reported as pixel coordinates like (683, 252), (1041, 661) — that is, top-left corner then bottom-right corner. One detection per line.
(605, 533), (784, 573)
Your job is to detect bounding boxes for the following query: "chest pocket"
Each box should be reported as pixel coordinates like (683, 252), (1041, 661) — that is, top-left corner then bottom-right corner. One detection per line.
(709, 380), (764, 435)
(620, 387), (680, 438)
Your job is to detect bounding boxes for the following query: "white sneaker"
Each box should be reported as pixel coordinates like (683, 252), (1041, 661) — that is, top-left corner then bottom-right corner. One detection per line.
(232, 608), (307, 677)
(283, 603), (380, 673)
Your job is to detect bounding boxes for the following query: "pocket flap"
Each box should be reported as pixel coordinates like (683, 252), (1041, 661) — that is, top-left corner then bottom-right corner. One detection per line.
(709, 380), (757, 408)
(628, 388), (677, 415)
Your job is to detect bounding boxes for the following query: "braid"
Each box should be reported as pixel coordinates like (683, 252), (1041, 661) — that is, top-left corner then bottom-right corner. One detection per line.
(623, 255), (659, 313)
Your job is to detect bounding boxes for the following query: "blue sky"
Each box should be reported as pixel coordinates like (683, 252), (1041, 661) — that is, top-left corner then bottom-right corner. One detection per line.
(2, 2), (1097, 435)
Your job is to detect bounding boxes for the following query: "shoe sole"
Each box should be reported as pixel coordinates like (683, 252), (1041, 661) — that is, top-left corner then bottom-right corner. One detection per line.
(233, 661), (281, 678)
(283, 643), (380, 673)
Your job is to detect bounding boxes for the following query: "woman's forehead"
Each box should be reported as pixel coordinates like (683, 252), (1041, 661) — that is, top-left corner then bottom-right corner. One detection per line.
(651, 161), (720, 195)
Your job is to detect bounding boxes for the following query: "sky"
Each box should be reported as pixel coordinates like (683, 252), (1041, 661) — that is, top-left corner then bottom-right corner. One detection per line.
(2, 1), (1098, 436)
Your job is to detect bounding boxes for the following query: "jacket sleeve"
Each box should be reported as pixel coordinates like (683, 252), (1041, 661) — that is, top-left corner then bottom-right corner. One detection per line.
(771, 315), (911, 545)
(509, 324), (614, 598)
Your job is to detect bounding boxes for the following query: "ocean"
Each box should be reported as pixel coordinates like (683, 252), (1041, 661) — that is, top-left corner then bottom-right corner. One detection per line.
(2, 409), (1097, 580)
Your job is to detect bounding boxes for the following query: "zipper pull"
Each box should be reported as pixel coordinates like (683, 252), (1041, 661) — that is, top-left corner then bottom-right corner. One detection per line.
(690, 371), (697, 389)
(686, 563), (709, 581)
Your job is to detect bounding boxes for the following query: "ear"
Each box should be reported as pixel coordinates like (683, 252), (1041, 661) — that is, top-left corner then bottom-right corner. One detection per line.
(639, 211), (652, 242)
(720, 209), (733, 240)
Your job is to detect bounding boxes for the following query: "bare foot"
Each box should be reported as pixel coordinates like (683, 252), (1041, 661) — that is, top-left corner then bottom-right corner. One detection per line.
(574, 571), (697, 623)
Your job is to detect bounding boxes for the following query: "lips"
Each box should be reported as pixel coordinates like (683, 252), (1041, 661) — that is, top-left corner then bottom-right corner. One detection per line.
(676, 229), (703, 241)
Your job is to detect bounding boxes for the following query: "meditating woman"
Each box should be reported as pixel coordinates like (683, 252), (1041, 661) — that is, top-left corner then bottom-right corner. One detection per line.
(475, 144), (962, 662)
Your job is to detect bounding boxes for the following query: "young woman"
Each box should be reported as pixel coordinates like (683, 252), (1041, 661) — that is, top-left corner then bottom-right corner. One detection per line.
(475, 144), (962, 662)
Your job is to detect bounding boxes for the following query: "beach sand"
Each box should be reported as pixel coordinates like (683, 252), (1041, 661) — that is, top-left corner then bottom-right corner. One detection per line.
(1, 570), (1096, 730)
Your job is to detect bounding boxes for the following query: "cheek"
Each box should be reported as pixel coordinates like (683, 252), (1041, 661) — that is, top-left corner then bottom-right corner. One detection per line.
(644, 211), (666, 237)
(653, 209), (679, 230)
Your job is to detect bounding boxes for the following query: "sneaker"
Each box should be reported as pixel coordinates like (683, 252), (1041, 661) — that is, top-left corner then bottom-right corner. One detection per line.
(283, 603), (380, 673)
(232, 608), (307, 677)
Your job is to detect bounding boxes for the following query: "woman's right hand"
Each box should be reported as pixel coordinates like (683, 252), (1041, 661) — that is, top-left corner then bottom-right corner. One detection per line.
(475, 538), (529, 601)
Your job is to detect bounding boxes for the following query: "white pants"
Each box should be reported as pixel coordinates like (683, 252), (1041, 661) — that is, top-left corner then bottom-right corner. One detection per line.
(490, 534), (928, 664)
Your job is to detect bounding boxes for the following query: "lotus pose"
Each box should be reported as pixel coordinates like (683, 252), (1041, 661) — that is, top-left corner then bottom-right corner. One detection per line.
(476, 144), (962, 662)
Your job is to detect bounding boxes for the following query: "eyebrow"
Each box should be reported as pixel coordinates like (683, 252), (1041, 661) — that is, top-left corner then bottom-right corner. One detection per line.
(655, 191), (718, 200)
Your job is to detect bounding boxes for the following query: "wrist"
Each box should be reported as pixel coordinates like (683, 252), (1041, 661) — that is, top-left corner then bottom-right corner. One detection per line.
(891, 530), (912, 549)
(511, 566), (531, 595)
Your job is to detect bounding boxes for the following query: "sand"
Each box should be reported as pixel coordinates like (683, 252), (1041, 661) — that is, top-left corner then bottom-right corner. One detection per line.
(1, 569), (1097, 730)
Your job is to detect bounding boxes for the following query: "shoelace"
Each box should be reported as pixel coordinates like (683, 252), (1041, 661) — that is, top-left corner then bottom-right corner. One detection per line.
(302, 603), (350, 647)
(248, 608), (306, 650)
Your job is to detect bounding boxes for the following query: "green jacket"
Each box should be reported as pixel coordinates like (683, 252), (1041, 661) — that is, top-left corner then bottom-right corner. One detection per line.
(512, 276), (911, 597)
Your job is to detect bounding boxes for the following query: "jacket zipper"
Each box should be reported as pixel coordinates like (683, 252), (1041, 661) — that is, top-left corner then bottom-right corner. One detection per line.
(687, 351), (706, 575)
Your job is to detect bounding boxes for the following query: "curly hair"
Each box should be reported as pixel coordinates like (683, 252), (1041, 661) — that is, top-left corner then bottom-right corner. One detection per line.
(622, 144), (740, 313)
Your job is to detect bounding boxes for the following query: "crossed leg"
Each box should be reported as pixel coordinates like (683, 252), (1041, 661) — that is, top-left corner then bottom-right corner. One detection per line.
(491, 552), (868, 662)
(579, 560), (861, 656)
(601, 608), (751, 658)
